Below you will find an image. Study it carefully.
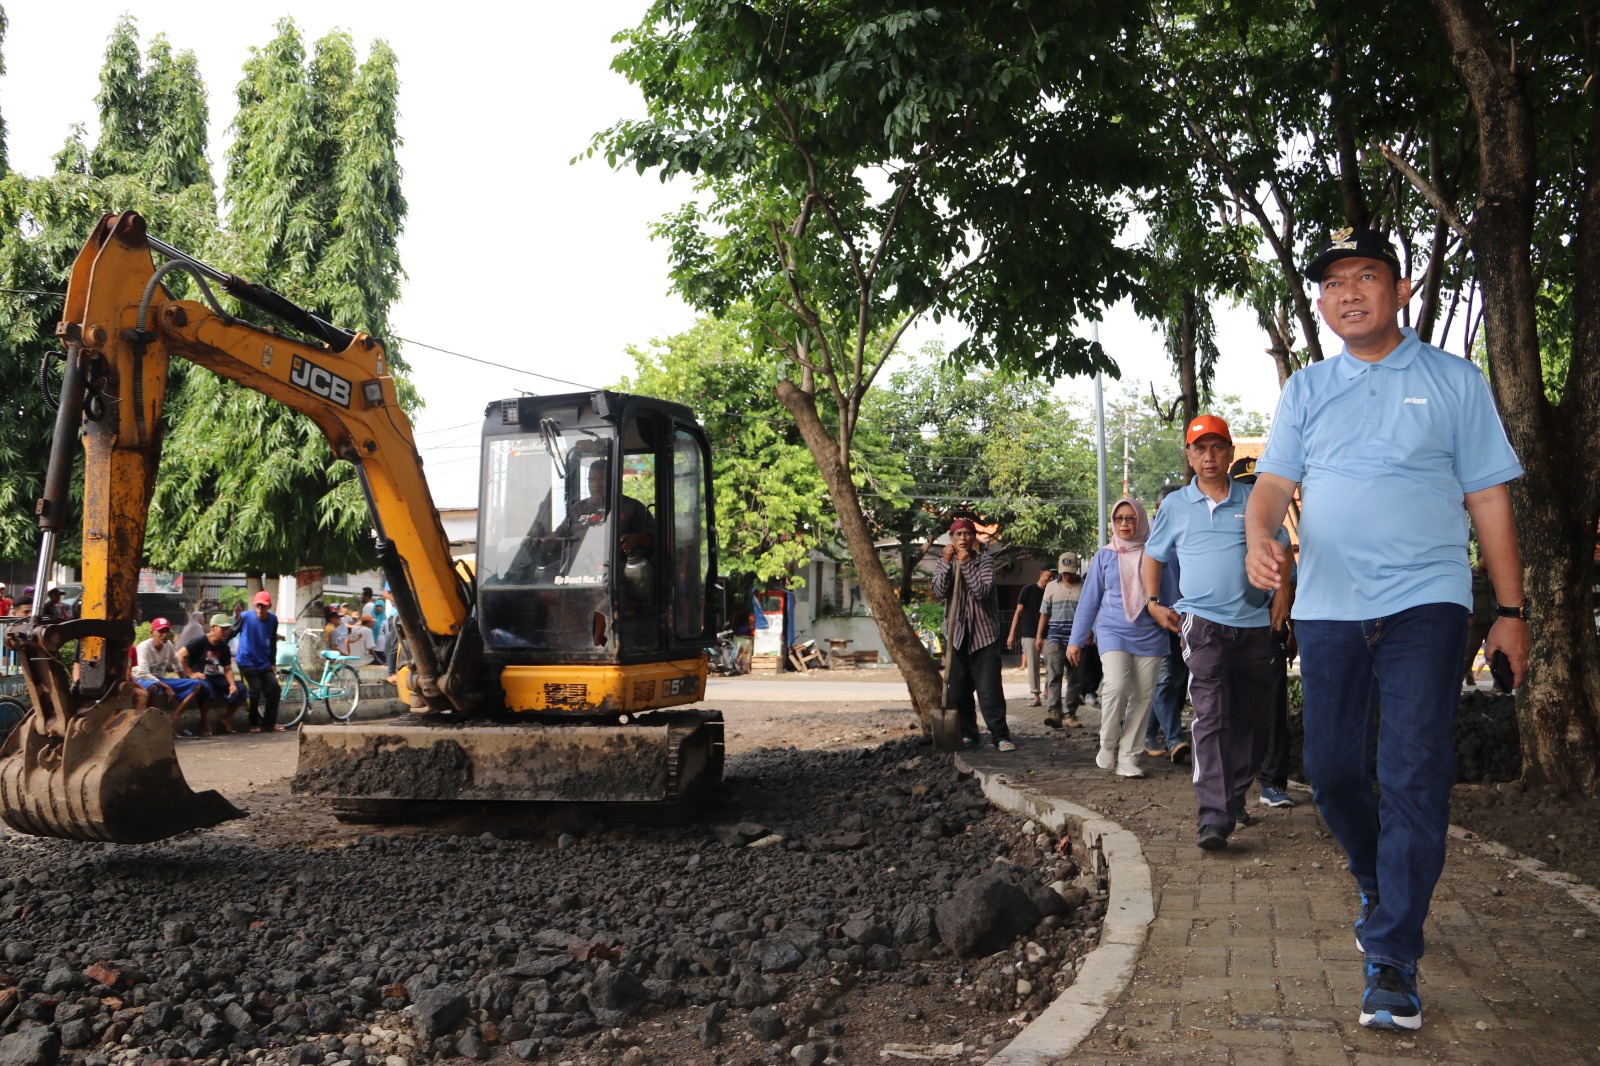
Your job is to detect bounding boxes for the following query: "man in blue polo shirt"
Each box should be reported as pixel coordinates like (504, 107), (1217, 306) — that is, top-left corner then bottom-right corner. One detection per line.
(1244, 229), (1529, 1033)
(1143, 415), (1291, 852)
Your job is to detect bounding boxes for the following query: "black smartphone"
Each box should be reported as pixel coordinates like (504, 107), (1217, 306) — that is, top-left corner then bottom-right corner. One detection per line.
(1489, 650), (1515, 694)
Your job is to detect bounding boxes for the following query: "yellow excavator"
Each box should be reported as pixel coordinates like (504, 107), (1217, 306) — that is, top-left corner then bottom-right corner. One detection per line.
(0, 212), (724, 844)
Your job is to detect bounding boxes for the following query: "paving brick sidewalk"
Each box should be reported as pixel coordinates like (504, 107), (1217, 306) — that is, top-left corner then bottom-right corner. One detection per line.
(961, 701), (1600, 1065)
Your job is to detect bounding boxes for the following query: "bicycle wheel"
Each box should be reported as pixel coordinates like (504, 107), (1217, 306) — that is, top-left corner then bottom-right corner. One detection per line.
(278, 675), (311, 729)
(324, 663), (362, 722)
(0, 697), (28, 746)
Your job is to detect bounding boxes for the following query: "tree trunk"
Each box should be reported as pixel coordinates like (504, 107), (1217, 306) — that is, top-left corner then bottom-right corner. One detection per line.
(1431, 0), (1600, 794)
(777, 379), (945, 726)
(1178, 290), (1199, 482)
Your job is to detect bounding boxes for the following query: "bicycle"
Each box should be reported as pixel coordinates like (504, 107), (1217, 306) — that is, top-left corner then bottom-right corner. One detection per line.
(279, 650), (365, 728)
(0, 695), (26, 746)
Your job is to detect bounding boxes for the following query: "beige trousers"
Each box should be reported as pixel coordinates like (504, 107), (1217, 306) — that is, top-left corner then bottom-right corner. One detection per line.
(1097, 650), (1163, 770)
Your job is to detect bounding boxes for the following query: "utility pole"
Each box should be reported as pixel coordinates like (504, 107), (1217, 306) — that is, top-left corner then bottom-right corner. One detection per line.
(1093, 323), (1107, 547)
(1121, 407), (1132, 498)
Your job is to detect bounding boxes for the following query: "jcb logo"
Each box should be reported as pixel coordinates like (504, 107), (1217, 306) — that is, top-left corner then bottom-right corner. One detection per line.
(289, 355), (351, 407)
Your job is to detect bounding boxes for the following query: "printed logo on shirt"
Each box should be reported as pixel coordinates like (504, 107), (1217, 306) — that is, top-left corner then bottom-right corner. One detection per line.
(1403, 396), (1428, 405)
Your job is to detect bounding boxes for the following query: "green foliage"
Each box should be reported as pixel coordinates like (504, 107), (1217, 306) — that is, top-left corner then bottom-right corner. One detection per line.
(904, 600), (944, 635)
(0, 16), (408, 577)
(215, 586), (249, 611)
(597, 0), (1167, 414)
(1105, 385), (1268, 506)
(860, 354), (1098, 593)
(620, 311), (832, 586)
(144, 19), (409, 574)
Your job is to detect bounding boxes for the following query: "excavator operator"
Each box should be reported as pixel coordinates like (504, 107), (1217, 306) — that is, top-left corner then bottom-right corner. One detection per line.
(543, 458), (655, 556)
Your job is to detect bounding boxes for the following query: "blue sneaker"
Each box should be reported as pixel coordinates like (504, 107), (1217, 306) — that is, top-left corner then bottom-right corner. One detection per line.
(1359, 961), (1421, 1030)
(1258, 786), (1295, 808)
(1355, 891), (1377, 952)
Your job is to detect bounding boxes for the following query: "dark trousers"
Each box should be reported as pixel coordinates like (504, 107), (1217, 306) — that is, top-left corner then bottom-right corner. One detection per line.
(946, 638), (1009, 745)
(239, 666), (282, 729)
(1258, 630), (1292, 788)
(1181, 616), (1276, 831)
(1297, 603), (1467, 971)
(1145, 630), (1189, 748)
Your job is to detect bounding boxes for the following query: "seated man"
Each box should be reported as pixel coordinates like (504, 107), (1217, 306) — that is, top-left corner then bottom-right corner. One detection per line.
(132, 617), (206, 733)
(177, 613), (248, 736)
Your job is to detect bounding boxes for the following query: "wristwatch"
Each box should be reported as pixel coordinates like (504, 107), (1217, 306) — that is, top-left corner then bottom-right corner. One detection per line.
(1495, 602), (1529, 620)
(1146, 596), (1161, 605)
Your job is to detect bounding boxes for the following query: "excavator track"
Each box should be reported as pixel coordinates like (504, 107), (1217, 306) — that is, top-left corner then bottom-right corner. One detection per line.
(292, 709), (724, 812)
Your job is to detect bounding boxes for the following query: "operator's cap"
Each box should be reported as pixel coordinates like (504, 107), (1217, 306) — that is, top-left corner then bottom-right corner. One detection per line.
(1229, 457), (1258, 483)
(1057, 551), (1081, 574)
(252, 590), (273, 606)
(151, 617), (173, 632)
(46, 586), (62, 597)
(208, 613), (232, 628)
(1185, 414), (1232, 446)
(1305, 228), (1403, 284)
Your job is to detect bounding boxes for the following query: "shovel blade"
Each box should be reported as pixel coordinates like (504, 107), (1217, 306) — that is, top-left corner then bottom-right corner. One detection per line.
(0, 702), (244, 844)
(930, 707), (964, 752)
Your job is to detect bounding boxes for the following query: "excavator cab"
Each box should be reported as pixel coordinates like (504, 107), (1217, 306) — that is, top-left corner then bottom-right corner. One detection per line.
(477, 392), (717, 708)
(292, 391), (727, 810)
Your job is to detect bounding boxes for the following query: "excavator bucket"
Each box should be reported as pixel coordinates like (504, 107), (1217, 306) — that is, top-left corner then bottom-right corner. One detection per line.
(0, 701), (244, 844)
(0, 620), (243, 844)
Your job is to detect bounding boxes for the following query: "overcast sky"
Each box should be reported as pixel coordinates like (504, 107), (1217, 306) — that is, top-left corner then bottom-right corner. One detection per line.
(6, 2), (1297, 508)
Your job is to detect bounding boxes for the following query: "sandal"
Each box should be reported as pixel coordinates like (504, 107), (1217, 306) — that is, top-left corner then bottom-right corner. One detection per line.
(962, 736), (981, 749)
(996, 739), (1017, 752)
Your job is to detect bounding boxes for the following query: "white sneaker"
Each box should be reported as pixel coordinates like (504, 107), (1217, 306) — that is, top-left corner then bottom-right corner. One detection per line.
(1095, 748), (1115, 770)
(1116, 759), (1147, 778)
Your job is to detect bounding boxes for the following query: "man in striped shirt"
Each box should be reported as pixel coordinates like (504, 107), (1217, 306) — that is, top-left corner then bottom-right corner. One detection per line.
(932, 518), (1014, 751)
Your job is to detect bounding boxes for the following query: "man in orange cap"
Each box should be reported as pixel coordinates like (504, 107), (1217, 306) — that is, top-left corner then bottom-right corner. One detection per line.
(1145, 415), (1292, 850)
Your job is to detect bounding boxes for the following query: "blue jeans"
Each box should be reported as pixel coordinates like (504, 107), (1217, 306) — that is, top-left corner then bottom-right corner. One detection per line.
(1145, 631), (1187, 749)
(1296, 602), (1467, 972)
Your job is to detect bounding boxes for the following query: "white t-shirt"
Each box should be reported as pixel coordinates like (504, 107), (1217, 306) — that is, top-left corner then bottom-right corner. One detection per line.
(134, 637), (180, 680)
(345, 624), (373, 660)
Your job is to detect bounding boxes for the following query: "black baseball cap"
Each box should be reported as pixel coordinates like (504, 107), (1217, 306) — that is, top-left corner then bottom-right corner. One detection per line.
(1305, 228), (1403, 283)
(1230, 457), (1258, 483)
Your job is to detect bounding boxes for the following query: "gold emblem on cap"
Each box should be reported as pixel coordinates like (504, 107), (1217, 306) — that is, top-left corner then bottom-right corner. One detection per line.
(1330, 226), (1355, 250)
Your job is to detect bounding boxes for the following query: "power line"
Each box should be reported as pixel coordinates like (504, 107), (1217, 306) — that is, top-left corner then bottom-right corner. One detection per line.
(395, 335), (601, 392)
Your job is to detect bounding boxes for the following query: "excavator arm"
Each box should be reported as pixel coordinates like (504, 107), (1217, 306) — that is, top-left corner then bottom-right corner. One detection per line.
(0, 212), (481, 842)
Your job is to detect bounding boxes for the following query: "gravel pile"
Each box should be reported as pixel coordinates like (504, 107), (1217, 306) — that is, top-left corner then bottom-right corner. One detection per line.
(0, 737), (1104, 1065)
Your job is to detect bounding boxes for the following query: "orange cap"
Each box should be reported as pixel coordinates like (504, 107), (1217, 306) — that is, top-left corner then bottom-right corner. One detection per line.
(1185, 414), (1232, 445)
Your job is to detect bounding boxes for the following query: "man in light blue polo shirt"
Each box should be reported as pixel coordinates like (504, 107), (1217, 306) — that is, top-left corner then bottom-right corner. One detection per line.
(1244, 229), (1529, 1034)
(1143, 414), (1291, 852)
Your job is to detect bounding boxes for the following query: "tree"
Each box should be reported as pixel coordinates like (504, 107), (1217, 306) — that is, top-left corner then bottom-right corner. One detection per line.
(1103, 386), (1267, 505)
(598, 1), (1165, 727)
(860, 357), (1097, 602)
(145, 20), (408, 574)
(1417, 0), (1600, 793)
(0, 16), (219, 566)
(1147, 0), (1481, 380)
(619, 311), (834, 587)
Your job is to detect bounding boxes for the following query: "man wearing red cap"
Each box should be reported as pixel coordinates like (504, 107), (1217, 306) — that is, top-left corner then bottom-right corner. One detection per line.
(235, 590), (285, 732)
(932, 517), (1014, 751)
(132, 617), (206, 732)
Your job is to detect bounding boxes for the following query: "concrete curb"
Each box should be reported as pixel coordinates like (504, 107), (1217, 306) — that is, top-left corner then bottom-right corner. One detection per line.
(953, 755), (1154, 1066)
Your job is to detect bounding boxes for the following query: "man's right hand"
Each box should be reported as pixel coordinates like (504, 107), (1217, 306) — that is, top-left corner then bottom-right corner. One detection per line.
(942, 543), (956, 563)
(1246, 537), (1287, 592)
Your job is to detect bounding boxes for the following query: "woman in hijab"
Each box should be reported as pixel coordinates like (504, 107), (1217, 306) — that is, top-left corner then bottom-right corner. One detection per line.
(176, 610), (206, 649)
(1066, 498), (1178, 778)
